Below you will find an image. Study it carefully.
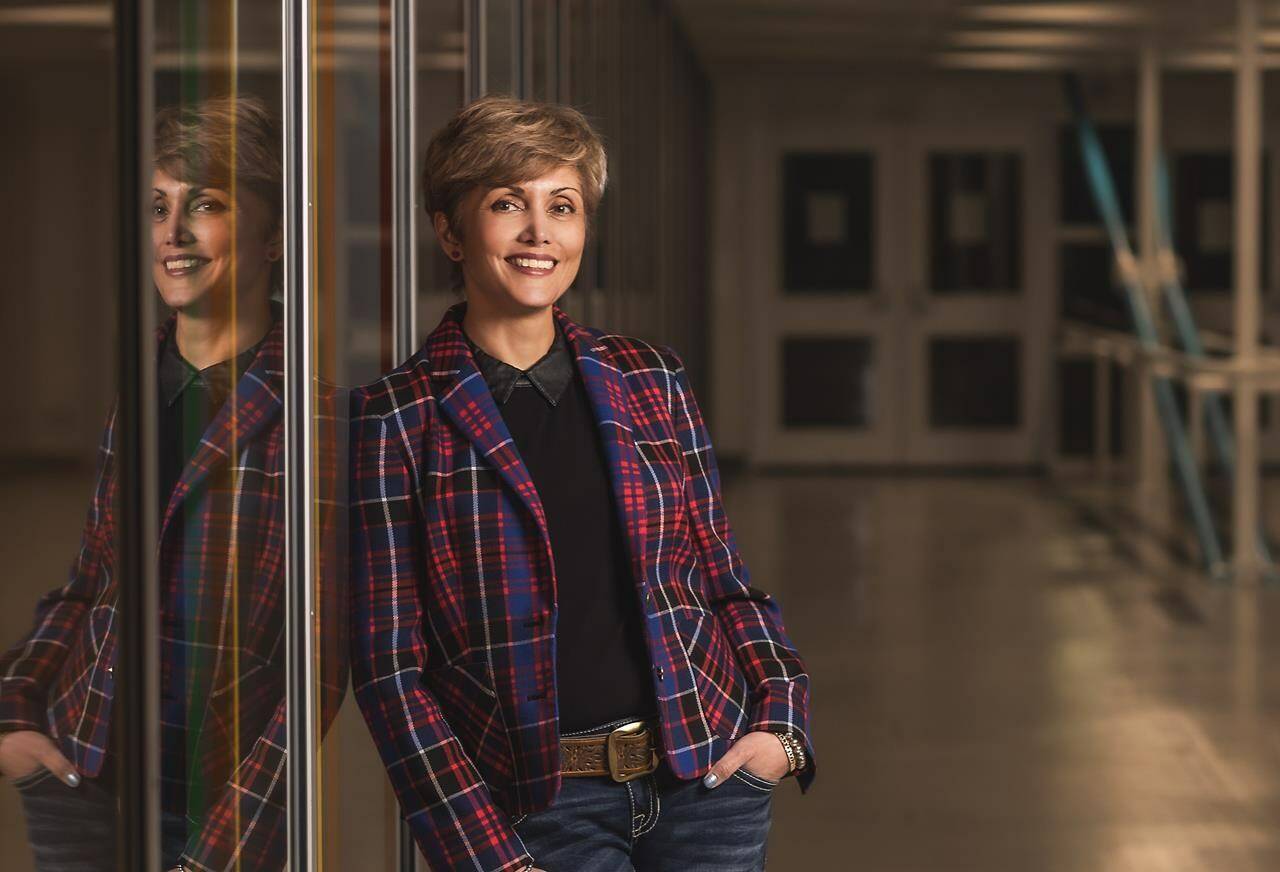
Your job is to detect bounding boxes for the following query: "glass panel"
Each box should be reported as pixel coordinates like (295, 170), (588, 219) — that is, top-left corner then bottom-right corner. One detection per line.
(928, 336), (1021, 429)
(483, 0), (521, 96)
(782, 153), (874, 294)
(0, 9), (120, 867)
(781, 336), (875, 428)
(1059, 242), (1128, 330)
(929, 152), (1021, 293)
(1173, 151), (1271, 293)
(417, 1), (468, 339)
(1059, 124), (1134, 226)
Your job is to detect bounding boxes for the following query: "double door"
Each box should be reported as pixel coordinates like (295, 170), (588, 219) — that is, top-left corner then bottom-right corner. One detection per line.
(753, 120), (1054, 467)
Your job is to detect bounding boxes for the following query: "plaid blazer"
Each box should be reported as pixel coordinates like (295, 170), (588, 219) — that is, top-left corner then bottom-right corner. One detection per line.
(350, 303), (813, 872)
(0, 316), (346, 872)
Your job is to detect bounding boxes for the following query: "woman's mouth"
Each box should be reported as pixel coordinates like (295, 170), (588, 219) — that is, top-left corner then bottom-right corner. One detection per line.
(163, 255), (210, 277)
(505, 255), (557, 276)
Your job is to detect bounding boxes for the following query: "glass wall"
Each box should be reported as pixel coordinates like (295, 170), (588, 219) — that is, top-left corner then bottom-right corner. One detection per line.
(0, 2), (708, 870)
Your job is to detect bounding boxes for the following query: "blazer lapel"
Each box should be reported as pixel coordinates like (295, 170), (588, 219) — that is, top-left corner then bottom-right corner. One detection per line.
(554, 307), (649, 581)
(425, 304), (551, 545)
(159, 321), (285, 542)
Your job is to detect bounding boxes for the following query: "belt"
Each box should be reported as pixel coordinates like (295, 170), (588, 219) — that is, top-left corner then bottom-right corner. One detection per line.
(560, 720), (660, 782)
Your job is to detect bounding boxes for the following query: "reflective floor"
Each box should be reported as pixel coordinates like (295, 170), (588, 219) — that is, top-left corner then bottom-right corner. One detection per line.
(748, 475), (1280, 871)
(4, 470), (1280, 870)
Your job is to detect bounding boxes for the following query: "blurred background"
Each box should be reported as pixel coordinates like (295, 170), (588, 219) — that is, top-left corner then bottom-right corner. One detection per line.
(4, 0), (1280, 869)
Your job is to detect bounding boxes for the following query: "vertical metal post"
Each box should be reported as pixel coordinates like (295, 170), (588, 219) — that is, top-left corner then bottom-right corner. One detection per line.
(391, 0), (419, 868)
(1233, 0), (1263, 583)
(283, 0), (319, 866)
(1135, 41), (1170, 556)
(114, 0), (159, 868)
(392, 0), (418, 360)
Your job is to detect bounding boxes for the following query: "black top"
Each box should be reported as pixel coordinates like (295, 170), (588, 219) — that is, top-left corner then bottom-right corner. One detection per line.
(465, 326), (656, 733)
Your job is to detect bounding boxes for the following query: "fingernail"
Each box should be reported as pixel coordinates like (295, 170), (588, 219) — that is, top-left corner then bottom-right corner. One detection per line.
(703, 773), (719, 788)
(65, 772), (80, 787)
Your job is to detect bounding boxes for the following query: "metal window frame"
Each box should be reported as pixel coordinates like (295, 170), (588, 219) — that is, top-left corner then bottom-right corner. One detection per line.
(391, 0), (420, 867)
(114, 0), (160, 867)
(283, 0), (320, 867)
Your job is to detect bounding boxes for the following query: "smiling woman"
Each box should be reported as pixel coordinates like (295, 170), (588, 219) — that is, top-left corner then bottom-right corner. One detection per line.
(152, 97), (283, 361)
(348, 95), (813, 872)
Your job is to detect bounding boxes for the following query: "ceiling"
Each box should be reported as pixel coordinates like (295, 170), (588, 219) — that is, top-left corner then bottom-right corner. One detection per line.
(667, 0), (1280, 71)
(3, 1), (1280, 73)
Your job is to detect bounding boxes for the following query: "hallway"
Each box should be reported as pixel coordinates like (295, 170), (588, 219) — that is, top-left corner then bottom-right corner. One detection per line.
(734, 474), (1280, 870)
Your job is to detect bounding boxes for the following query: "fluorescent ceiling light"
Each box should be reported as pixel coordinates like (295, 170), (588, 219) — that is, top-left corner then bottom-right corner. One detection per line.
(0, 4), (110, 27)
(949, 29), (1126, 50)
(962, 3), (1147, 26)
(934, 50), (1078, 70)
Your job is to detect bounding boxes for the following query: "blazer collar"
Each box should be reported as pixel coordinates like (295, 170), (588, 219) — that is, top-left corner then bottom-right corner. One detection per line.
(424, 302), (649, 578)
(157, 312), (285, 540)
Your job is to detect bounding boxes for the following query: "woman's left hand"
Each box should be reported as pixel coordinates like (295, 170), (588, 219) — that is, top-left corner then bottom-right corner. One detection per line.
(702, 731), (791, 788)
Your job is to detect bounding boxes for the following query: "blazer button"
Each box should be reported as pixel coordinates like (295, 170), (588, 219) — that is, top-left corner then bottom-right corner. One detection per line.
(654, 666), (664, 680)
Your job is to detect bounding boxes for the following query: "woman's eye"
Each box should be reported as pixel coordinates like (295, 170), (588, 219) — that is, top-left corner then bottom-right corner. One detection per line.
(152, 203), (167, 218)
(492, 199), (519, 212)
(192, 199), (222, 213)
(551, 202), (576, 215)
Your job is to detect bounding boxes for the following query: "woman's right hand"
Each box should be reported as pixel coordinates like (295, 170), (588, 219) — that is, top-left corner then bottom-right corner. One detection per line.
(0, 730), (80, 786)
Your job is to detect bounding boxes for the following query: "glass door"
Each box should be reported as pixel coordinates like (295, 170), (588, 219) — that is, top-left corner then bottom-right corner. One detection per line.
(898, 123), (1053, 466)
(755, 122), (909, 465)
(754, 118), (1049, 468)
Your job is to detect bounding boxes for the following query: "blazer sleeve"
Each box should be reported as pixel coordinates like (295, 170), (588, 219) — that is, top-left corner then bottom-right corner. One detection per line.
(0, 408), (115, 735)
(665, 352), (816, 788)
(348, 389), (533, 872)
(180, 393), (351, 872)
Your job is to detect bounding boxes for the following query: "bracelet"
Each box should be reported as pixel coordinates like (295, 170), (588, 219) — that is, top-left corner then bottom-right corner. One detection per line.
(773, 732), (797, 772)
(774, 732), (807, 773)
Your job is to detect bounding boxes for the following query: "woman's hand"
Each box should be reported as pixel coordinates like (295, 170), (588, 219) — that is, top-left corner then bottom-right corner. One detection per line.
(0, 730), (80, 786)
(701, 731), (791, 788)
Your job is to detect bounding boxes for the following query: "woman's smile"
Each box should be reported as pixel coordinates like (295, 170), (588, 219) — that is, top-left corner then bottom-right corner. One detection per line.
(163, 254), (212, 277)
(505, 253), (558, 276)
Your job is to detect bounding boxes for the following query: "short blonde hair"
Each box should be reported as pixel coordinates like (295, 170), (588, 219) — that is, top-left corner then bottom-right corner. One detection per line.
(423, 94), (608, 239)
(155, 95), (283, 290)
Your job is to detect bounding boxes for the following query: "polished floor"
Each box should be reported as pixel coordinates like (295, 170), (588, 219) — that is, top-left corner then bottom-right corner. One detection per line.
(3, 469), (1280, 870)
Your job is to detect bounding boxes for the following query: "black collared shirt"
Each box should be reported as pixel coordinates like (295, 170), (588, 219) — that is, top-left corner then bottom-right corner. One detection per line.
(466, 327), (575, 407)
(158, 332), (264, 507)
(464, 326), (656, 732)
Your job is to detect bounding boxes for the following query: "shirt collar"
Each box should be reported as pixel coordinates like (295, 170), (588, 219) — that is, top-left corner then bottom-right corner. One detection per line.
(464, 323), (574, 407)
(159, 329), (268, 409)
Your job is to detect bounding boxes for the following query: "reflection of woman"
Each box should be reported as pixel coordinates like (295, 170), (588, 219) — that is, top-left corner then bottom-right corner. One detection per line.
(0, 96), (334, 872)
(350, 95), (814, 872)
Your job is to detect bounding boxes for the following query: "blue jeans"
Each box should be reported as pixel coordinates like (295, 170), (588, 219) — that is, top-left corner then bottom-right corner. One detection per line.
(15, 767), (189, 871)
(513, 759), (775, 872)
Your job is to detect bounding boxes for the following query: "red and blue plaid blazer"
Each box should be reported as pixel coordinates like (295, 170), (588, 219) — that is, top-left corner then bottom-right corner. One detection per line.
(350, 303), (813, 872)
(0, 316), (345, 872)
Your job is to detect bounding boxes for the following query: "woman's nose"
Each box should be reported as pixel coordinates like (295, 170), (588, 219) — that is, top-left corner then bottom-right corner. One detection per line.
(164, 212), (194, 246)
(518, 212), (550, 246)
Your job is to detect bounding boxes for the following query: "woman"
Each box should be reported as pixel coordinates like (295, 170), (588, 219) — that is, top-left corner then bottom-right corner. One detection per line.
(0, 95), (340, 872)
(350, 95), (813, 872)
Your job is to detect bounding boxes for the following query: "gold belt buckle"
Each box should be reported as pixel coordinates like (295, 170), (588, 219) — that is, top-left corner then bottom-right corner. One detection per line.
(606, 720), (657, 783)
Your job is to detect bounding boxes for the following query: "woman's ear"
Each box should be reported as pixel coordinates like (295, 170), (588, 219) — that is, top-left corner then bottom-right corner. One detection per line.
(432, 211), (464, 261)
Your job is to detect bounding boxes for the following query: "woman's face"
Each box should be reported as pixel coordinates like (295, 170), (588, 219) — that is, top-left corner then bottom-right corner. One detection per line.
(151, 168), (279, 315)
(440, 164), (587, 315)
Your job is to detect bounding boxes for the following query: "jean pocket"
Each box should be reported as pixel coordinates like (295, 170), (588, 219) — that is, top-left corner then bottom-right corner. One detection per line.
(730, 768), (778, 793)
(13, 766), (54, 792)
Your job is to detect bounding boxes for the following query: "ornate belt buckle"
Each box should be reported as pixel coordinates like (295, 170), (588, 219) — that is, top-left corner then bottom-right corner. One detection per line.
(606, 720), (656, 783)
